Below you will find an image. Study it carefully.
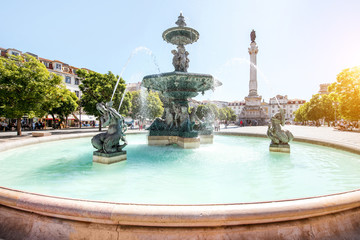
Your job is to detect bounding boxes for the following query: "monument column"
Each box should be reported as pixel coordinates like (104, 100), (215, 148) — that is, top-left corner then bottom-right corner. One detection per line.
(248, 29), (258, 96)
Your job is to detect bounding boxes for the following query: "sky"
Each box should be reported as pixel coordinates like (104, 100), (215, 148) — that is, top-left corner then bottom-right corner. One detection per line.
(1, 0), (360, 102)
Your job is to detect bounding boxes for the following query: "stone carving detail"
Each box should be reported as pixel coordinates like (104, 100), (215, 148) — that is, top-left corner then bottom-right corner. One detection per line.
(92, 102), (127, 153)
(175, 12), (186, 27)
(172, 45), (190, 72)
(267, 108), (293, 145)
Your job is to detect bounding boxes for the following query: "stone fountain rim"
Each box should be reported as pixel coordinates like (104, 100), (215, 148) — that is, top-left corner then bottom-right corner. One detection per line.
(1, 131), (360, 227)
(162, 26), (200, 45)
(142, 71), (213, 80)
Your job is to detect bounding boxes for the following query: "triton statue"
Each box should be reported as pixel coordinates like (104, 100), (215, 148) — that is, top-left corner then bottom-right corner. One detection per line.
(267, 108), (293, 152)
(92, 102), (127, 154)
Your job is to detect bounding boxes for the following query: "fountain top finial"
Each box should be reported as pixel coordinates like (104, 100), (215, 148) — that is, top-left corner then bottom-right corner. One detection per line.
(175, 12), (186, 27)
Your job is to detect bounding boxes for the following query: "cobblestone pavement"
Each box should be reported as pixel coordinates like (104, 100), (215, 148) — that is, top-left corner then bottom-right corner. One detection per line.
(0, 125), (359, 152)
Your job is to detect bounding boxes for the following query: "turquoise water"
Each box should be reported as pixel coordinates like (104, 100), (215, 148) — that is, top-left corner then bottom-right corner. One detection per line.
(1, 135), (360, 204)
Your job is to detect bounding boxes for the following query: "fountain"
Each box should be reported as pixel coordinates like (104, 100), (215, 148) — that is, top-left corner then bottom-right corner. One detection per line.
(1, 14), (360, 240)
(142, 13), (221, 148)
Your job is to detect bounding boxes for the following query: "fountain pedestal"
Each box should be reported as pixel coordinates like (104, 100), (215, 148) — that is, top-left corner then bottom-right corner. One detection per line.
(269, 143), (290, 153)
(199, 134), (214, 144)
(148, 136), (200, 149)
(93, 151), (127, 164)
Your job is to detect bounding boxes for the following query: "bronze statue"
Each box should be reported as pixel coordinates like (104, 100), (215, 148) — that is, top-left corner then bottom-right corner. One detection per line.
(267, 108), (293, 145)
(91, 102), (127, 153)
(250, 29), (256, 43)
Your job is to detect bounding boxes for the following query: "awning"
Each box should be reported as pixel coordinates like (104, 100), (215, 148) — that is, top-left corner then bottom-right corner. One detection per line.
(75, 114), (97, 122)
(43, 115), (76, 120)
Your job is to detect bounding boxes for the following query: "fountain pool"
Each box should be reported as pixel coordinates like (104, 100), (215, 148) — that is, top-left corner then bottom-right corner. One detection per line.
(1, 134), (360, 205)
(1, 132), (360, 239)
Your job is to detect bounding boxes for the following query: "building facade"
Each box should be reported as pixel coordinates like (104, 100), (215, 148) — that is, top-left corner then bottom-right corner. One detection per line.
(268, 95), (306, 123)
(318, 83), (331, 95)
(228, 101), (245, 116)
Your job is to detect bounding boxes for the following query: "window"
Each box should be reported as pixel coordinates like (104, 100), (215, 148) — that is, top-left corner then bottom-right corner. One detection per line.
(56, 63), (62, 70)
(11, 51), (19, 56)
(75, 78), (80, 85)
(75, 91), (80, 98)
(65, 76), (71, 84)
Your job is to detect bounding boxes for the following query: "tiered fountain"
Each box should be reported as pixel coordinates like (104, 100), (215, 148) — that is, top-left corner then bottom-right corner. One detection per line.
(142, 13), (221, 148)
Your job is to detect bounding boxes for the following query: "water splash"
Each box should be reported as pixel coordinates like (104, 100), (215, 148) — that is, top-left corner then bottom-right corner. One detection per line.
(117, 87), (128, 112)
(111, 46), (161, 103)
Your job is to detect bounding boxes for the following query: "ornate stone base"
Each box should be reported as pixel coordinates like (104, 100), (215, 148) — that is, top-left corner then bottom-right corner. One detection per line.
(200, 134), (213, 144)
(269, 143), (290, 153)
(93, 151), (127, 164)
(148, 136), (200, 149)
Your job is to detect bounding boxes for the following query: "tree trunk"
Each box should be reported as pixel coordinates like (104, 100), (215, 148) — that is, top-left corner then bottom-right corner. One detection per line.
(66, 116), (68, 128)
(16, 118), (22, 136)
(51, 113), (56, 129)
(99, 121), (102, 131)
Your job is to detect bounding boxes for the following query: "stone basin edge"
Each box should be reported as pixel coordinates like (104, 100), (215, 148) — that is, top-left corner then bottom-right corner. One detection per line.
(0, 131), (360, 227)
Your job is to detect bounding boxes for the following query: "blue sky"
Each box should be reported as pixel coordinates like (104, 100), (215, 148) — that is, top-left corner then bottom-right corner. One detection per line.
(1, 0), (360, 102)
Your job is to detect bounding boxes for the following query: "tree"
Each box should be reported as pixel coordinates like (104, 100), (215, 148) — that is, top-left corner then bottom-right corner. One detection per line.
(130, 90), (163, 120)
(77, 69), (131, 130)
(51, 88), (78, 127)
(195, 104), (219, 120)
(328, 66), (360, 121)
(0, 54), (63, 135)
(294, 102), (309, 124)
(39, 83), (78, 128)
(294, 94), (335, 126)
(219, 107), (236, 122)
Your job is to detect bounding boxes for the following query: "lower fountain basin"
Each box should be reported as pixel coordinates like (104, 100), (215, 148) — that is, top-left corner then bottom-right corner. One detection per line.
(142, 71), (215, 100)
(1, 132), (360, 239)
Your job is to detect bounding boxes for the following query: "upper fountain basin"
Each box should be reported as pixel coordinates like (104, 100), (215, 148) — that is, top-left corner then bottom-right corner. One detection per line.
(162, 27), (199, 45)
(142, 71), (220, 99)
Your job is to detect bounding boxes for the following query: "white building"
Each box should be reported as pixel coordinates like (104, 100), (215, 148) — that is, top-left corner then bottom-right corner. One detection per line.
(39, 58), (82, 99)
(228, 101), (245, 116)
(268, 95), (306, 122)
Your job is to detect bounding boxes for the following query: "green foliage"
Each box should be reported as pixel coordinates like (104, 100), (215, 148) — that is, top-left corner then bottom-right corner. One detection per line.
(294, 94), (335, 124)
(51, 88), (78, 123)
(77, 69), (131, 117)
(196, 104), (219, 120)
(219, 107), (236, 121)
(328, 66), (360, 121)
(130, 90), (163, 120)
(0, 54), (63, 135)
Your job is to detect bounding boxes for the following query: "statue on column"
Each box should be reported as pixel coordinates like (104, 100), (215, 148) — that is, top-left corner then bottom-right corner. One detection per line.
(250, 29), (256, 43)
